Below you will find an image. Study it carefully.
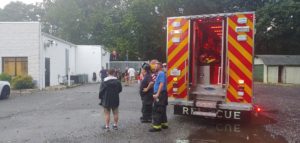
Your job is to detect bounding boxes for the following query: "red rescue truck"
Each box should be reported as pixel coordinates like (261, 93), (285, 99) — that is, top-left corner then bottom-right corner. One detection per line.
(166, 12), (258, 120)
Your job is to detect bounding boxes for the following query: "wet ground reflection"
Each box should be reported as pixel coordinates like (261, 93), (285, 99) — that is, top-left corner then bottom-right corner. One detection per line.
(179, 114), (287, 143)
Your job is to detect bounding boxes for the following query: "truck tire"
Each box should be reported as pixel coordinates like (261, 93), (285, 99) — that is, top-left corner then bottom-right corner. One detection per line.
(0, 85), (10, 99)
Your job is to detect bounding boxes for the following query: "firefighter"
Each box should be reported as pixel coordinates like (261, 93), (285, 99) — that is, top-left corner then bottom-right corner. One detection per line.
(149, 62), (168, 132)
(140, 59), (157, 122)
(139, 63), (153, 123)
(150, 59), (159, 82)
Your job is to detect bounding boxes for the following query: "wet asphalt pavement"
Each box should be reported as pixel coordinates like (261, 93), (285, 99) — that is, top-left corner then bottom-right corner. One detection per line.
(0, 83), (299, 143)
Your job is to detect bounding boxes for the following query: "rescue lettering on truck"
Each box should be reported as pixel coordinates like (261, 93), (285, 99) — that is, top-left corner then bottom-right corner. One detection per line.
(166, 12), (255, 120)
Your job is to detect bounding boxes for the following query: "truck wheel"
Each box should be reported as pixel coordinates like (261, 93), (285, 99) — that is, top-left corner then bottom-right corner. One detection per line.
(0, 86), (10, 99)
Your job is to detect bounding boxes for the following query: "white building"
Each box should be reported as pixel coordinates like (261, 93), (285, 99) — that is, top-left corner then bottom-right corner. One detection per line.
(76, 45), (110, 83)
(254, 55), (300, 84)
(0, 22), (109, 89)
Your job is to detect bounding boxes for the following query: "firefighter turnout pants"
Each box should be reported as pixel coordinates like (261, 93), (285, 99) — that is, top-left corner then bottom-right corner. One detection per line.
(152, 91), (168, 129)
(142, 104), (152, 120)
(141, 92), (153, 120)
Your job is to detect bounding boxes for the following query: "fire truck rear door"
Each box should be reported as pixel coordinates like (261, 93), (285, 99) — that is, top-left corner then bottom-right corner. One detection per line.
(226, 12), (255, 104)
(166, 17), (190, 101)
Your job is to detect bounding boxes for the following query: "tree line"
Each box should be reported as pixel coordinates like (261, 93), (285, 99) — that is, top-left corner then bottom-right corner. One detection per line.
(0, 0), (299, 61)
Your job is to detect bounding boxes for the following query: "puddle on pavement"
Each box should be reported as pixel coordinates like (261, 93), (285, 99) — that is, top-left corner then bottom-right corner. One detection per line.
(177, 115), (287, 143)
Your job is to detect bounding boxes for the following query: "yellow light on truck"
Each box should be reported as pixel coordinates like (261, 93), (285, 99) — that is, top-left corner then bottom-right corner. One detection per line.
(173, 77), (178, 82)
(238, 80), (244, 84)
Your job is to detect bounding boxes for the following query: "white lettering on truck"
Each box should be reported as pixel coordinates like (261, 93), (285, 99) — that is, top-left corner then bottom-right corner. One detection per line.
(224, 110), (232, 119)
(234, 111), (241, 120)
(183, 107), (189, 115)
(217, 110), (241, 120)
(181, 107), (241, 120)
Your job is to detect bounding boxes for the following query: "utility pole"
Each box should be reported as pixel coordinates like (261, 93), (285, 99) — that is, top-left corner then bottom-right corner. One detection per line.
(126, 50), (129, 61)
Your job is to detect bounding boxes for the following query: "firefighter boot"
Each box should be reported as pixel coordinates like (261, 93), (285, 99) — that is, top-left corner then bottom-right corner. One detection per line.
(149, 125), (162, 132)
(161, 123), (168, 129)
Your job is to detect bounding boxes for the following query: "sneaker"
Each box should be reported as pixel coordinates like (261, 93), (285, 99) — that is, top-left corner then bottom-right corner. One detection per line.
(149, 128), (161, 132)
(102, 126), (110, 131)
(112, 125), (118, 130)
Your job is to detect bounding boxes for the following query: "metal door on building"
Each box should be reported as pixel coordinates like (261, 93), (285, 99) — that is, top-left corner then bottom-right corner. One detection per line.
(285, 67), (300, 84)
(254, 65), (264, 82)
(267, 66), (278, 83)
(45, 58), (50, 87)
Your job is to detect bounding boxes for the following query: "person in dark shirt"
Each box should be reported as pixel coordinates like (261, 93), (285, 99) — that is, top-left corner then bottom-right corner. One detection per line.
(99, 69), (122, 131)
(100, 67), (108, 82)
(139, 63), (154, 123)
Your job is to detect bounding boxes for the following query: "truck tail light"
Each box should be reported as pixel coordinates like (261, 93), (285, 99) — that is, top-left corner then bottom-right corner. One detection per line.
(173, 83), (178, 93)
(257, 107), (261, 112)
(238, 80), (244, 84)
(173, 77), (178, 93)
(237, 79), (244, 97)
(254, 105), (262, 112)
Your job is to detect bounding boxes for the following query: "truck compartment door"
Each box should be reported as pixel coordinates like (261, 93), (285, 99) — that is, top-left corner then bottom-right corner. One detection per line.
(226, 13), (255, 103)
(167, 17), (190, 99)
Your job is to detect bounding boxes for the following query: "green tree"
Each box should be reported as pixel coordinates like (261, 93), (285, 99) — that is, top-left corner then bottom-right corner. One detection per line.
(44, 0), (91, 44)
(0, 2), (44, 21)
(255, 0), (300, 54)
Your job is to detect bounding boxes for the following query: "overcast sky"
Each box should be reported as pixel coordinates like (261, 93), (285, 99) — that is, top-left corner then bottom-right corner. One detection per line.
(0, 0), (43, 9)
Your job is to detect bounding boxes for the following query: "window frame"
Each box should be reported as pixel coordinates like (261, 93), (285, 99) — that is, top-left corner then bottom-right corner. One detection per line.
(2, 57), (28, 76)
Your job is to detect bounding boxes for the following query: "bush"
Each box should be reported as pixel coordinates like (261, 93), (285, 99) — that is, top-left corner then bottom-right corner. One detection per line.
(11, 75), (34, 89)
(0, 73), (12, 83)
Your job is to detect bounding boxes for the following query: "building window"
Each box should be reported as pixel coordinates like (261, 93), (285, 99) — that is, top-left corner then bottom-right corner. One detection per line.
(2, 57), (28, 76)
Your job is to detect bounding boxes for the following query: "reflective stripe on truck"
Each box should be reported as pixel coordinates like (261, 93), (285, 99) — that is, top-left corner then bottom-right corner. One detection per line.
(227, 13), (254, 104)
(166, 18), (190, 99)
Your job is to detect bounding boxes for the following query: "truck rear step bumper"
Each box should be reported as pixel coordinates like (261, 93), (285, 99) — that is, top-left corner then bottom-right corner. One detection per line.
(192, 111), (217, 117)
(219, 103), (252, 111)
(173, 103), (253, 120)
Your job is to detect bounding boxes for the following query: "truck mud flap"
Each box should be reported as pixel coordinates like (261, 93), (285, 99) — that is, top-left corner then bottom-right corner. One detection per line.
(174, 105), (251, 120)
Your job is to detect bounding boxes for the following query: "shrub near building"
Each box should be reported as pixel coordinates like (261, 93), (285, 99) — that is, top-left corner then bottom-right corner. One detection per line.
(0, 73), (12, 83)
(11, 76), (34, 89)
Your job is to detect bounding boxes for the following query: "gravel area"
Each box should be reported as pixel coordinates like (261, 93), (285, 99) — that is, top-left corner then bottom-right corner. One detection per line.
(0, 83), (298, 143)
(254, 84), (300, 143)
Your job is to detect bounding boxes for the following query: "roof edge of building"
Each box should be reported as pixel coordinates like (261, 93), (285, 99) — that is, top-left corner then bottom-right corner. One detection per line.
(255, 54), (300, 66)
(42, 32), (77, 47)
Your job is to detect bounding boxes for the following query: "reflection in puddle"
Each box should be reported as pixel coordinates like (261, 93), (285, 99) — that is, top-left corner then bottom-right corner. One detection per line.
(178, 115), (287, 143)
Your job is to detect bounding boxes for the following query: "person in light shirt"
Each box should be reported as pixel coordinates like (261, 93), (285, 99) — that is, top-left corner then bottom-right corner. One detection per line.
(127, 67), (136, 85)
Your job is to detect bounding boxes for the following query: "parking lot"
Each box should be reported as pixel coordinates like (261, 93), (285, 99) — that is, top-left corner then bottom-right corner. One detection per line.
(0, 83), (299, 143)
